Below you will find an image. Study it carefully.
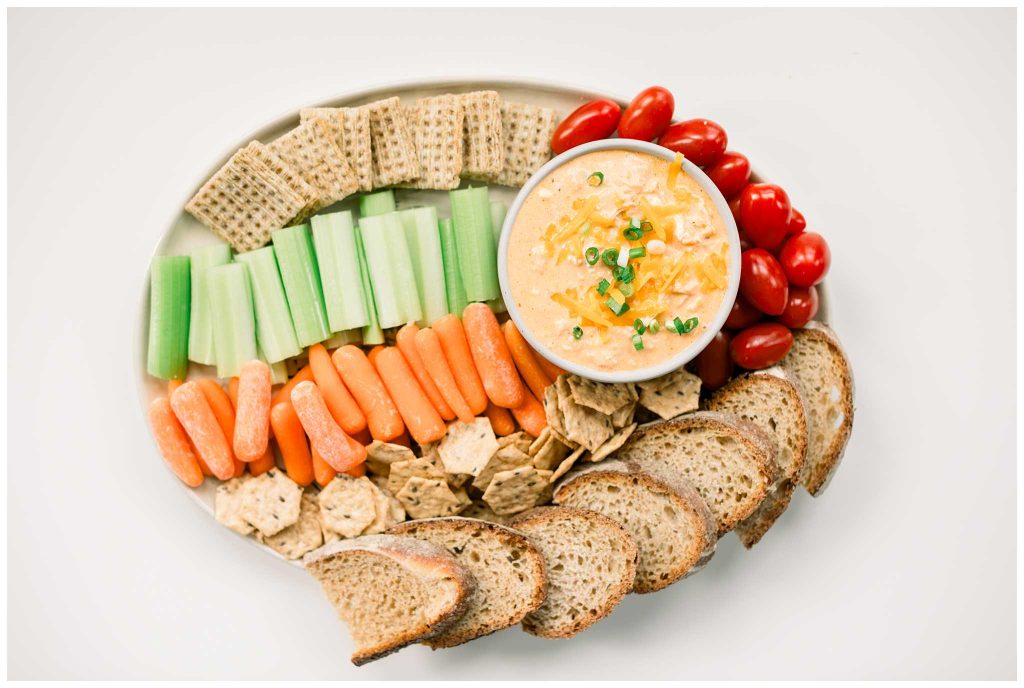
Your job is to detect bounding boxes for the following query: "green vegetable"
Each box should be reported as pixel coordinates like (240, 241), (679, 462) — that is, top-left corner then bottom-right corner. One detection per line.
(359, 213), (422, 327)
(450, 186), (499, 302)
(640, 220), (654, 234)
(490, 201), (508, 246)
(681, 316), (699, 333)
(207, 263), (257, 378)
(587, 171), (604, 186)
(399, 207), (448, 325)
(597, 279), (611, 295)
(487, 296), (507, 315)
(311, 211), (369, 333)
(585, 247), (600, 265)
(629, 246), (647, 259)
(354, 229), (383, 345)
(619, 282), (635, 298)
(672, 316), (684, 334)
(632, 333), (644, 351)
(606, 297), (629, 317)
(359, 190), (396, 217)
(601, 248), (619, 266)
(271, 224), (331, 347)
(623, 227), (642, 241)
(633, 318), (646, 335)
(613, 265), (635, 283)
(438, 217), (469, 316)
(234, 247), (301, 364)
(147, 255), (191, 380)
(324, 329), (362, 348)
(258, 346), (289, 385)
(187, 243), (231, 366)
(649, 320), (661, 334)
(572, 325), (583, 340)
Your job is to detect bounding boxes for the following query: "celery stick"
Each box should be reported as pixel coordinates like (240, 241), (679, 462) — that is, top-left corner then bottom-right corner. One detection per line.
(258, 345), (289, 385)
(359, 190), (396, 217)
(207, 263), (257, 378)
(271, 224), (330, 347)
(359, 213), (422, 327)
(324, 329), (362, 348)
(438, 217), (469, 316)
(488, 296), (507, 314)
(355, 229), (384, 345)
(490, 201), (508, 246)
(187, 242), (231, 366)
(450, 186), (499, 302)
(311, 211), (369, 332)
(399, 207), (448, 325)
(234, 247), (301, 363)
(147, 255), (191, 380)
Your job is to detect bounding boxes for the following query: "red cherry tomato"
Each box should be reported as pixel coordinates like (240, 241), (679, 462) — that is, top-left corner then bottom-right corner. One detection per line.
(550, 99), (621, 155)
(730, 323), (794, 370)
(618, 86), (674, 141)
(725, 295), (763, 330)
(738, 183), (792, 251)
(776, 286), (819, 328)
(658, 119), (727, 167)
(694, 331), (733, 390)
(786, 208), (806, 235)
(705, 152), (750, 199)
(729, 196), (742, 224)
(740, 249), (789, 316)
(778, 232), (831, 287)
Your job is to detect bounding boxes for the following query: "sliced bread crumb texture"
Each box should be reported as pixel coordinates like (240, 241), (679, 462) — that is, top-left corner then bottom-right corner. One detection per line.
(510, 506), (637, 637)
(389, 517), (547, 648)
(303, 534), (476, 665)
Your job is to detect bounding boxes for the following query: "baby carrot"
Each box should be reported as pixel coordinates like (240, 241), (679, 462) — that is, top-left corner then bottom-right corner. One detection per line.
(311, 446), (336, 488)
(463, 304), (525, 409)
(309, 343), (367, 435)
(291, 381), (368, 473)
(396, 323), (455, 421)
(167, 379), (184, 396)
(227, 377), (240, 406)
(510, 387), (548, 438)
(272, 365), (313, 406)
(392, 430), (412, 448)
(432, 314), (488, 415)
(414, 327), (475, 423)
(353, 427), (372, 446)
(485, 401), (516, 436)
(169, 379), (211, 475)
(374, 347), (447, 445)
(502, 320), (553, 400)
(367, 345), (385, 368)
(170, 381), (234, 480)
(535, 355), (566, 382)
(248, 440), (277, 476)
(196, 378), (243, 477)
(148, 397), (204, 487)
(332, 345), (404, 442)
(234, 360), (272, 463)
(269, 402), (314, 486)
(344, 461), (367, 477)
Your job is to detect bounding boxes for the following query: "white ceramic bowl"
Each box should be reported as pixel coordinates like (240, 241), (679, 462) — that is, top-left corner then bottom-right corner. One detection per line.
(496, 138), (742, 384)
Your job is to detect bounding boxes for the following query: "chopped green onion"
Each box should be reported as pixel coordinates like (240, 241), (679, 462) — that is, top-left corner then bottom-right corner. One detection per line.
(572, 325), (583, 339)
(596, 279), (611, 295)
(623, 227), (642, 241)
(681, 316), (699, 333)
(672, 316), (684, 334)
(633, 318), (646, 335)
(649, 320), (661, 333)
(585, 246), (600, 265)
(629, 246), (647, 259)
(587, 171), (604, 186)
(630, 216), (642, 228)
(632, 333), (644, 351)
(639, 220), (654, 233)
(619, 282), (635, 298)
(601, 248), (619, 266)
(606, 298), (629, 316)
(613, 265), (635, 283)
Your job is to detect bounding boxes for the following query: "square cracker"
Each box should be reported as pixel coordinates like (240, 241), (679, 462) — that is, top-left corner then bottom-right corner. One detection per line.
(318, 475), (377, 538)
(258, 491), (323, 560)
(499, 431), (534, 454)
(396, 477), (463, 519)
(300, 107), (373, 192)
(459, 91), (504, 176)
(531, 432), (571, 471)
(398, 95), (464, 190)
(386, 457), (447, 495)
(638, 369), (702, 420)
(588, 423), (638, 463)
(557, 376), (613, 452)
(566, 375), (636, 415)
(238, 141), (321, 222)
(237, 469), (304, 537)
(437, 418), (499, 476)
(215, 475), (254, 535)
(482, 466), (554, 515)
(365, 440), (417, 476)
(543, 384), (570, 441)
(473, 445), (533, 491)
(611, 401), (637, 429)
(481, 102), (557, 187)
(362, 483), (406, 535)
(364, 97), (420, 187)
(550, 446), (587, 483)
(458, 500), (508, 524)
(268, 119), (358, 210)
(527, 427), (551, 456)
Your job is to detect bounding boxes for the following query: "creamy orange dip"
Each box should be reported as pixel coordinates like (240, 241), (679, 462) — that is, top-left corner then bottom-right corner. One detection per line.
(507, 149), (731, 372)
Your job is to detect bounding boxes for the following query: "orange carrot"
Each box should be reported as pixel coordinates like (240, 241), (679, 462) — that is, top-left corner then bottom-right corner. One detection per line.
(234, 360), (272, 463)
(366, 345), (386, 368)
(396, 323), (455, 421)
(344, 461), (367, 477)
(309, 343), (367, 435)
(196, 378), (244, 476)
(272, 365), (313, 406)
(167, 379), (184, 396)
(510, 386), (548, 437)
(353, 427), (372, 446)
(392, 430), (412, 448)
(414, 327), (475, 423)
(432, 314), (488, 415)
(227, 377), (240, 405)
(535, 354), (566, 382)
(311, 447), (336, 488)
(374, 347), (447, 444)
(332, 345), (404, 441)
(502, 320), (553, 400)
(462, 303), (526, 408)
(170, 381), (234, 480)
(148, 397), (203, 487)
(291, 380), (367, 472)
(269, 402), (314, 486)
(485, 401), (516, 436)
(248, 440), (277, 476)
(172, 379), (209, 475)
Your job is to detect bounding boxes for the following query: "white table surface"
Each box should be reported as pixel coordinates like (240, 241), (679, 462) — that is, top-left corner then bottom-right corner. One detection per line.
(8, 7), (1016, 680)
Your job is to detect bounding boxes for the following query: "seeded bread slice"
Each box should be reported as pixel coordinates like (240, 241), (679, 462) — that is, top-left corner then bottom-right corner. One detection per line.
(388, 517), (547, 648)
(781, 322), (855, 496)
(509, 506), (637, 637)
(303, 534), (476, 665)
(614, 412), (778, 536)
(704, 368), (809, 547)
(553, 461), (716, 593)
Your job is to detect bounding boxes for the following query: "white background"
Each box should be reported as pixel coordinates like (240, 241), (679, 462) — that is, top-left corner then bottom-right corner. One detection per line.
(7, 7), (1016, 680)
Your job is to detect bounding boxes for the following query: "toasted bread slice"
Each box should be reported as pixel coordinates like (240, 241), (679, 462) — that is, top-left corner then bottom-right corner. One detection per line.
(781, 322), (855, 496)
(509, 506), (638, 637)
(389, 517), (547, 648)
(614, 412), (778, 535)
(704, 368), (809, 546)
(553, 461), (715, 593)
(303, 534), (475, 665)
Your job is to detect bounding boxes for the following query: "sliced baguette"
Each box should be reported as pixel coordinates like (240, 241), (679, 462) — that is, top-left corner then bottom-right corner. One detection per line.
(303, 534), (475, 665)
(704, 368), (809, 547)
(781, 322), (855, 496)
(388, 517), (547, 648)
(509, 506), (638, 637)
(614, 412), (778, 536)
(553, 461), (715, 593)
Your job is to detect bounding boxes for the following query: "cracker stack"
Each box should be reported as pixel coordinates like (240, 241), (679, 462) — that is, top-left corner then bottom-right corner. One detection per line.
(267, 119), (358, 212)
(299, 107), (373, 192)
(365, 97), (420, 187)
(399, 95), (466, 190)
